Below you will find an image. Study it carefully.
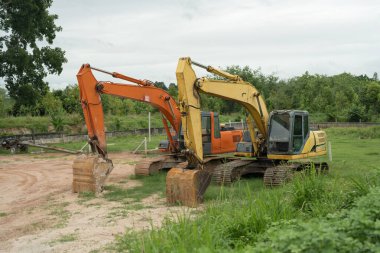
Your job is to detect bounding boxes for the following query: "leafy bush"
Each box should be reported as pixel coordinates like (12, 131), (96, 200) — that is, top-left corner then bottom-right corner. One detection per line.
(251, 186), (380, 253)
(50, 111), (65, 132)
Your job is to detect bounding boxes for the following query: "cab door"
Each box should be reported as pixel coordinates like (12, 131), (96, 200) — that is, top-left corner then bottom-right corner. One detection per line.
(201, 114), (212, 155)
(291, 113), (309, 154)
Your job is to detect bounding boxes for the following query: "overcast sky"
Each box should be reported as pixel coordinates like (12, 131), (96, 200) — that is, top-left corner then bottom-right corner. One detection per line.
(42, 0), (380, 89)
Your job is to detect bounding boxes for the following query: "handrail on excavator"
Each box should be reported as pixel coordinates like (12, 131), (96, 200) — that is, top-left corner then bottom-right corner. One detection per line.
(190, 59), (241, 82)
(86, 64), (154, 86)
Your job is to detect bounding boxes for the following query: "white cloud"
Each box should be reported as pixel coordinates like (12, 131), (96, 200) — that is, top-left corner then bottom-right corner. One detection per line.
(44, 0), (380, 89)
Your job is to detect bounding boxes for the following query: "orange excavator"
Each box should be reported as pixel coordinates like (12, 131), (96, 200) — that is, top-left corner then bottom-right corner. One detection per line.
(72, 64), (243, 193)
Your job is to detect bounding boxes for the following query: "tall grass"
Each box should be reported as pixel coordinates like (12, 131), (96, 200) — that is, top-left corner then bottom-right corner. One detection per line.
(115, 169), (374, 252)
(114, 126), (380, 252)
(0, 116), (50, 133)
(115, 183), (296, 252)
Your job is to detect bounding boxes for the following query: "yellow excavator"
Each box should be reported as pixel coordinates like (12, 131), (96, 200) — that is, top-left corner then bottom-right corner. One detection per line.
(166, 57), (328, 207)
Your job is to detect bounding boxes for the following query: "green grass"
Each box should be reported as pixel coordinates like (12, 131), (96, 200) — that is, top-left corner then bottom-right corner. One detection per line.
(0, 114), (164, 135)
(0, 212), (7, 217)
(325, 126), (380, 139)
(0, 132), (156, 157)
(77, 191), (96, 205)
(114, 128), (380, 253)
(325, 127), (380, 178)
(0, 116), (50, 133)
(48, 202), (71, 228)
(0, 134), (167, 155)
(103, 173), (167, 203)
(53, 134), (165, 153)
(49, 233), (78, 246)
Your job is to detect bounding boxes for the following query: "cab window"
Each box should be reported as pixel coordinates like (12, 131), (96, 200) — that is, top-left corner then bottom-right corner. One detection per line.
(303, 115), (309, 138)
(293, 115), (303, 152)
(268, 114), (290, 153)
(214, 115), (221, 139)
(201, 116), (211, 142)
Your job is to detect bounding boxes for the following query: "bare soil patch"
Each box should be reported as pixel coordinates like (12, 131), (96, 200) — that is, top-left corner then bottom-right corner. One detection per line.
(0, 152), (192, 253)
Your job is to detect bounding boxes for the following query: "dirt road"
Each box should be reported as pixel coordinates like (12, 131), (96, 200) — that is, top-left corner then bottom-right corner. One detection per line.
(0, 152), (191, 253)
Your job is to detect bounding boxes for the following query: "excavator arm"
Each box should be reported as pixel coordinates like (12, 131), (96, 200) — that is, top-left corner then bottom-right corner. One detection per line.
(176, 57), (269, 165)
(166, 57), (269, 207)
(73, 64), (182, 194)
(77, 64), (181, 156)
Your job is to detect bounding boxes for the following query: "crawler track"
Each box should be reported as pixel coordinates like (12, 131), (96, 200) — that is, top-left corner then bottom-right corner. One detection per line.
(263, 164), (295, 187)
(212, 160), (254, 185)
(134, 155), (187, 175)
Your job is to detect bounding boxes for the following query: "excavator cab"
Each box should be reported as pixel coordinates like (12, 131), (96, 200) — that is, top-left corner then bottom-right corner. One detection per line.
(201, 112), (215, 155)
(267, 110), (309, 155)
(177, 112), (242, 155)
(177, 112), (218, 154)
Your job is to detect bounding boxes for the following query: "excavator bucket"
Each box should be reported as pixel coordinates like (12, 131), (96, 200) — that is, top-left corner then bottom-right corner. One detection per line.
(72, 154), (113, 193)
(166, 168), (211, 207)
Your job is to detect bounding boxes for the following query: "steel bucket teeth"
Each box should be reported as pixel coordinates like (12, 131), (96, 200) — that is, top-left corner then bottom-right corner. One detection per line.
(72, 154), (113, 193)
(166, 168), (211, 207)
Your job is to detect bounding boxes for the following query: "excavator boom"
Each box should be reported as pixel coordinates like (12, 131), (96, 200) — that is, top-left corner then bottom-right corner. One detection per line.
(177, 57), (269, 164)
(73, 64), (181, 194)
(77, 64), (181, 155)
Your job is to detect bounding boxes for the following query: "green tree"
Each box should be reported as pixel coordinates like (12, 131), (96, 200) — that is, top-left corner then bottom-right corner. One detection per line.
(0, 87), (14, 116)
(154, 81), (168, 91)
(363, 82), (380, 114)
(39, 91), (63, 115)
(168, 83), (178, 100)
(57, 85), (81, 114)
(0, 0), (67, 115)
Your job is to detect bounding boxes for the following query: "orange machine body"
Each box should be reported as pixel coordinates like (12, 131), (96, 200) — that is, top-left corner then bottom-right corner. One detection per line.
(201, 112), (243, 155)
(77, 64), (242, 158)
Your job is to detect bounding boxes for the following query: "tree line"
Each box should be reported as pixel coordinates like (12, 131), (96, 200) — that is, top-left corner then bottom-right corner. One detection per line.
(1, 1), (379, 123)
(1, 66), (379, 122)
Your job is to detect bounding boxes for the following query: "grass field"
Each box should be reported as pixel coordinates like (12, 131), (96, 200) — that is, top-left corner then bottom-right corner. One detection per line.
(112, 127), (380, 252)
(0, 112), (337, 135)
(0, 113), (243, 135)
(0, 114), (165, 135)
(53, 134), (165, 152)
(0, 134), (166, 155)
(1, 127), (379, 252)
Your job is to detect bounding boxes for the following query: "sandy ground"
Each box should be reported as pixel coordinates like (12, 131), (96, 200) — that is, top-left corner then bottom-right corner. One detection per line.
(0, 152), (192, 253)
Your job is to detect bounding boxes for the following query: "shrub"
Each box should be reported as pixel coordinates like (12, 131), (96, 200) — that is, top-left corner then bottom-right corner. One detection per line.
(50, 108), (66, 132)
(251, 186), (380, 253)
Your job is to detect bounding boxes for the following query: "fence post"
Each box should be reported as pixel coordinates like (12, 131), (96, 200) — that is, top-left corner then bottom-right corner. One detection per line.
(148, 112), (151, 142)
(144, 137), (147, 155)
(328, 141), (332, 162)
